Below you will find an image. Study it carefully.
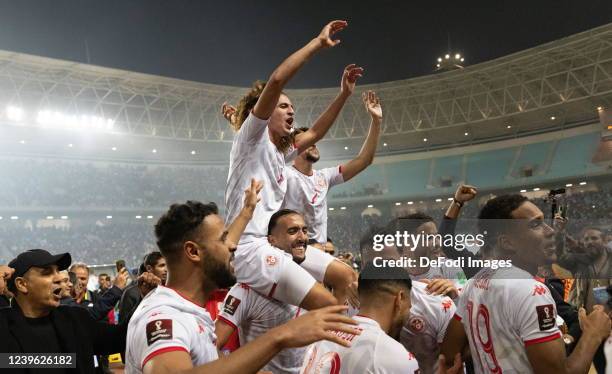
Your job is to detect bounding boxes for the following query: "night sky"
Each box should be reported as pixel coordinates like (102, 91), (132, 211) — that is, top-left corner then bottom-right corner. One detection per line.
(0, 0), (610, 88)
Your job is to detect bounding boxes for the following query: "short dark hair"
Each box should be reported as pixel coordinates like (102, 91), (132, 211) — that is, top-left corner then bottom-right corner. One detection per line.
(155, 201), (219, 261)
(268, 209), (301, 235)
(358, 262), (412, 297)
(392, 212), (434, 234)
(144, 251), (164, 268)
(98, 273), (109, 281)
(478, 194), (528, 246)
(326, 237), (333, 244)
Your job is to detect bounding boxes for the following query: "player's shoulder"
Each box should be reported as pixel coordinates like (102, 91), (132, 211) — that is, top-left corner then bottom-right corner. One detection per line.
(373, 333), (413, 370)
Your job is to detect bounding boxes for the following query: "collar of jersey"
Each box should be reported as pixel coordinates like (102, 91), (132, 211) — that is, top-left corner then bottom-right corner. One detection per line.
(159, 285), (207, 309)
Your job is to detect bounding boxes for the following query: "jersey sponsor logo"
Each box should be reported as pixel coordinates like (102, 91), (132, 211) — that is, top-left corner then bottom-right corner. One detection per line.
(146, 319), (173, 346)
(315, 175), (327, 189)
(442, 299), (453, 313)
(408, 316), (426, 333)
(266, 255), (278, 266)
(536, 304), (556, 331)
(223, 295), (241, 316)
(532, 285), (547, 296)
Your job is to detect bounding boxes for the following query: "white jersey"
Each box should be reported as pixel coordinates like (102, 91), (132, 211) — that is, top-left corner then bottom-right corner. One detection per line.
(605, 333), (612, 374)
(225, 112), (298, 241)
(409, 260), (467, 293)
(282, 165), (344, 243)
(300, 315), (419, 374)
(125, 286), (218, 374)
(455, 266), (561, 374)
(400, 281), (456, 374)
(218, 283), (305, 373)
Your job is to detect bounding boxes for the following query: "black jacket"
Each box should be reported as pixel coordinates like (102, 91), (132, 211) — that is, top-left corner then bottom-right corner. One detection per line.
(0, 302), (127, 374)
(60, 286), (122, 321)
(118, 283), (141, 325)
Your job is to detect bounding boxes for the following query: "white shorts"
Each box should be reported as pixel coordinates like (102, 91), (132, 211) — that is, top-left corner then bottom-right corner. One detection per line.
(301, 246), (336, 283)
(235, 238), (317, 306)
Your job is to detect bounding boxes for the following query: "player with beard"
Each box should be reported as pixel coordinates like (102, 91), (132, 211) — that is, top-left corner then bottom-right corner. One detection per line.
(215, 209), (315, 373)
(126, 181), (361, 374)
(223, 20), (362, 310)
(441, 194), (612, 374)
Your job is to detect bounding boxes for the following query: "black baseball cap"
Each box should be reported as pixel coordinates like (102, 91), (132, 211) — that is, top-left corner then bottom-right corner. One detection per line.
(7, 249), (71, 290)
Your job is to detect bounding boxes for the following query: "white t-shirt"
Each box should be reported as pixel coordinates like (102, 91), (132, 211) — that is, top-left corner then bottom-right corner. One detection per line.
(400, 281), (456, 374)
(225, 112), (298, 241)
(125, 286), (218, 374)
(300, 315), (419, 374)
(217, 283), (305, 373)
(282, 165), (344, 243)
(455, 266), (561, 374)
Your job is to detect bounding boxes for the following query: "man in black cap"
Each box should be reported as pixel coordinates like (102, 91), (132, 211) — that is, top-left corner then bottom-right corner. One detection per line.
(0, 249), (158, 374)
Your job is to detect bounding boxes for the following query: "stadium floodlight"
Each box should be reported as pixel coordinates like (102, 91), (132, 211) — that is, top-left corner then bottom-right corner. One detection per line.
(520, 189), (527, 193)
(597, 106), (603, 111)
(10, 216), (18, 220)
(383, 143), (387, 147)
(407, 201), (413, 205)
(435, 198), (442, 202)
(0, 216), (2, 220)
(135, 215), (142, 219)
(592, 205), (596, 209)
(191, 150), (196, 155)
(464, 132), (469, 136)
(36, 110), (114, 131)
(6, 106), (24, 121)
(328, 207), (335, 211)
(437, 57), (442, 62)
(344, 146), (348, 150)
(506, 125), (512, 129)
(533, 188), (540, 191)
(447, 197), (454, 201)
(60, 216), (68, 219)
(395, 202), (401, 206)
(19, 140), (25, 144)
(147, 215), (154, 219)
(152, 149), (157, 153)
(46, 216), (54, 219)
(106, 215), (113, 219)
(460, 58), (464, 62)
(550, 116), (556, 120)
(111, 147), (117, 151)
(445, 54), (450, 59)
(565, 183), (573, 187)
(68, 143), (73, 148)
(340, 207), (346, 210)
(367, 204), (374, 208)
(423, 138), (428, 142)
(455, 53), (461, 59)
(579, 181), (587, 185)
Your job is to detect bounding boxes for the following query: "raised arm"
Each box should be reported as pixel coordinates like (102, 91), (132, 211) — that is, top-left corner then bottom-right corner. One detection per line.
(294, 63), (364, 152)
(253, 20), (348, 121)
(226, 179), (263, 247)
(339, 91), (382, 181)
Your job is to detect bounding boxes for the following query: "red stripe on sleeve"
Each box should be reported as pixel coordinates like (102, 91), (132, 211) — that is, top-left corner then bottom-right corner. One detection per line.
(524, 332), (562, 346)
(217, 315), (238, 331)
(453, 314), (462, 321)
(142, 346), (188, 369)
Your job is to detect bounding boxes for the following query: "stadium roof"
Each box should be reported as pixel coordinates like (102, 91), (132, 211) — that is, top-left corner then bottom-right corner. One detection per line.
(0, 22), (611, 154)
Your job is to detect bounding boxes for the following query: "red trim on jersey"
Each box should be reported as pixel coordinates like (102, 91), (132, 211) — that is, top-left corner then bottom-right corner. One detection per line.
(533, 276), (545, 283)
(453, 313), (462, 321)
(217, 315), (238, 331)
(268, 283), (278, 298)
(142, 346), (188, 368)
(524, 332), (562, 346)
(160, 285), (206, 309)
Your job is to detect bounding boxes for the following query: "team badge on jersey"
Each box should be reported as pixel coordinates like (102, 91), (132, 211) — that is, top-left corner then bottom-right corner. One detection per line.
(536, 304), (556, 331)
(146, 319), (173, 346)
(223, 295), (241, 316)
(266, 255), (278, 266)
(408, 316), (426, 333)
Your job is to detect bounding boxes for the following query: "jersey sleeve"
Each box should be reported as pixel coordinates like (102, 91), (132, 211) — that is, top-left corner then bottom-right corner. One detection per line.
(453, 284), (467, 322)
(236, 112), (269, 144)
(217, 284), (252, 330)
(512, 280), (562, 346)
(285, 143), (299, 163)
(135, 311), (194, 369)
(321, 166), (344, 188)
(436, 296), (457, 343)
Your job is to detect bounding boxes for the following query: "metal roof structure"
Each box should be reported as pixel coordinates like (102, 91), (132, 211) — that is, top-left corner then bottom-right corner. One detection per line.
(0, 22), (611, 152)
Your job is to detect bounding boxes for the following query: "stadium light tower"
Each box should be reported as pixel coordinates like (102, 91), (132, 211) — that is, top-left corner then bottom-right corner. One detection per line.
(435, 52), (465, 72)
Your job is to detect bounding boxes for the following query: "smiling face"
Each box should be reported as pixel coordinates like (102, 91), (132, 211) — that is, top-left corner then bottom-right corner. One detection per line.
(268, 213), (308, 262)
(268, 94), (295, 138)
(15, 265), (63, 311)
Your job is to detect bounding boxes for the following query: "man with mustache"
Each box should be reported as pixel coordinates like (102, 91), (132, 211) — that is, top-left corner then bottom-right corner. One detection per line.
(214, 209), (313, 373)
(125, 181), (360, 374)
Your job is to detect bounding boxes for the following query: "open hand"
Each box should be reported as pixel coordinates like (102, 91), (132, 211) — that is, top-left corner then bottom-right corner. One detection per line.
(318, 20), (348, 49)
(362, 90), (382, 121)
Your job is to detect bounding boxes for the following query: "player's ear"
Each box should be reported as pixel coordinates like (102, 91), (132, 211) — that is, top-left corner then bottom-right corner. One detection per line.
(267, 235), (276, 246)
(498, 234), (516, 254)
(183, 241), (202, 263)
